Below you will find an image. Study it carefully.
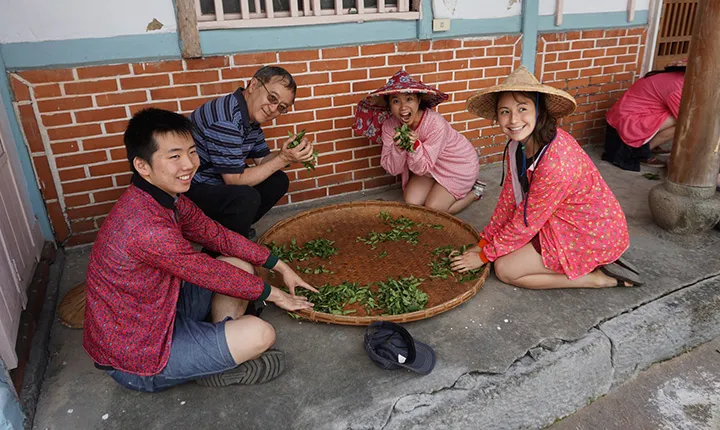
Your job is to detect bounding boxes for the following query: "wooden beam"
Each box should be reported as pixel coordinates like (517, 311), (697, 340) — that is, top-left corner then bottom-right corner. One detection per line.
(175, 0), (202, 58)
(555, 0), (563, 26)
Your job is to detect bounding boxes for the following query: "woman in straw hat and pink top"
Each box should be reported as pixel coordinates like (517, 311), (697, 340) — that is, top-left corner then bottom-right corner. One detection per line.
(450, 66), (643, 289)
(353, 70), (483, 214)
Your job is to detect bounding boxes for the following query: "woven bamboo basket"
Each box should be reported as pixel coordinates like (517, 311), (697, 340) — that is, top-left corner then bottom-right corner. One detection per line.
(257, 201), (490, 326)
(58, 282), (86, 329)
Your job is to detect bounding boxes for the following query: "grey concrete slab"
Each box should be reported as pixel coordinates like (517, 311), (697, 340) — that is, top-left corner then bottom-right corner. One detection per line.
(31, 147), (720, 429)
(550, 336), (720, 430)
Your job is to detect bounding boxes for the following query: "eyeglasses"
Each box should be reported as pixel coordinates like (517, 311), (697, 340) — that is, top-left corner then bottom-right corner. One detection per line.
(257, 79), (290, 114)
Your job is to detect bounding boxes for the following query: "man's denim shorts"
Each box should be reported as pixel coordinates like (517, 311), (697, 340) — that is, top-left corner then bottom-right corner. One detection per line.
(105, 282), (237, 392)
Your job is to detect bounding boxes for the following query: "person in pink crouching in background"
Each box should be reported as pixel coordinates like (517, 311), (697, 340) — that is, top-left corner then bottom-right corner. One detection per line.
(353, 70), (484, 214)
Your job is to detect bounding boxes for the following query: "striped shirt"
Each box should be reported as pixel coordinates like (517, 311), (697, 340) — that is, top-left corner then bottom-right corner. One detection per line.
(190, 88), (271, 185)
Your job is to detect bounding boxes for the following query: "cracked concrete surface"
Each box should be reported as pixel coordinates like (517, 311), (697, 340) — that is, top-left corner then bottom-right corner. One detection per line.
(30, 147), (720, 429)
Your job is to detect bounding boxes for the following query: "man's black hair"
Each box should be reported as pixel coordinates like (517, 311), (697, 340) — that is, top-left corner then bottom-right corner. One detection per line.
(123, 108), (193, 174)
(252, 65), (297, 95)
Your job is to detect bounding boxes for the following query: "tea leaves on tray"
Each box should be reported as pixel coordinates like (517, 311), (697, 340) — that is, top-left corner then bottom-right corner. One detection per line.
(264, 237), (337, 262)
(429, 245), (485, 284)
(376, 276), (428, 315)
(295, 282), (375, 315)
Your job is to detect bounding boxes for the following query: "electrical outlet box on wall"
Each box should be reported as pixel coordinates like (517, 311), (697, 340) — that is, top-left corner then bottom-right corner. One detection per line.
(432, 18), (451, 32)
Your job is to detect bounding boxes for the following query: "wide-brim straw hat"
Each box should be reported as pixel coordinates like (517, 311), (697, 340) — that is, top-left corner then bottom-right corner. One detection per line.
(466, 66), (576, 120)
(361, 69), (448, 108)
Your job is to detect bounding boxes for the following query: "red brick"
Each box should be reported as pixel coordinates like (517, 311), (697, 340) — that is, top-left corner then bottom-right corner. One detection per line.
(596, 38), (619, 47)
(151, 85), (199, 100)
(17, 105), (43, 153)
(332, 70), (366, 82)
(31, 84), (66, 100)
(95, 91), (147, 107)
(62, 178), (114, 195)
(404, 64), (437, 75)
(369, 67), (402, 79)
(233, 52), (277, 66)
(422, 71), (454, 82)
(361, 43), (395, 56)
(293, 97), (332, 112)
(18, 69), (75, 84)
(423, 51), (453, 62)
(582, 49), (606, 58)
(83, 135), (124, 151)
(65, 231), (100, 247)
(558, 51), (582, 61)
(115, 173), (132, 186)
(75, 107), (127, 123)
(31, 155), (57, 199)
(329, 182), (362, 195)
(352, 79), (389, 93)
(69, 218), (96, 231)
(275, 111), (315, 126)
(571, 41), (594, 50)
(605, 29), (627, 37)
(77, 64), (131, 79)
(104, 120), (130, 134)
(314, 83), (350, 96)
(10, 76), (30, 101)
(354, 166), (385, 180)
(468, 78), (500, 90)
(593, 57), (616, 66)
(388, 54), (421, 65)
(288, 178), (318, 193)
(129, 100), (181, 115)
(463, 39), (493, 48)
(290, 188), (327, 203)
(294, 73), (330, 86)
(110, 147), (127, 161)
(556, 70), (579, 80)
(65, 200), (115, 218)
(364, 176), (396, 189)
(48, 123), (102, 141)
(350, 57), (386, 68)
(133, 61), (183, 74)
(616, 55), (636, 64)
(484, 67), (513, 77)
(306, 59), (347, 73)
(581, 30), (604, 39)
(333, 93), (365, 107)
(46, 201), (70, 241)
(438, 81), (467, 93)
(93, 187), (126, 202)
(486, 46), (514, 56)
(397, 41), (430, 52)
(335, 159), (370, 173)
(334, 117), (355, 129)
(37, 96), (93, 113)
(58, 167), (87, 181)
(545, 61), (569, 72)
(179, 99), (209, 112)
(279, 49), (319, 62)
(432, 40), (462, 50)
(353, 146), (381, 159)
(602, 65), (625, 74)
(64, 194), (91, 208)
(316, 106), (352, 120)
(65, 79), (118, 95)
(456, 48), (487, 59)
(120, 75), (171, 90)
(51, 141), (80, 154)
(198, 81), (239, 96)
(185, 56), (229, 70)
(316, 172), (352, 187)
(41, 112), (73, 127)
(627, 27), (646, 36)
(322, 46), (359, 59)
(606, 47), (628, 56)
(56, 150), (107, 168)
(173, 70), (219, 84)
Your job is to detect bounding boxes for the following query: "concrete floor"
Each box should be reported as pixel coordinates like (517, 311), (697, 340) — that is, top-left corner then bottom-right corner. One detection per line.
(30, 146), (720, 429)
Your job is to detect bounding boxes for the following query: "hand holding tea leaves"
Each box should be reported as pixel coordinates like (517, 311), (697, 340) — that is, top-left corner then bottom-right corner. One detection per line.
(393, 124), (418, 152)
(285, 129), (319, 170)
(449, 245), (485, 273)
(272, 260), (319, 297)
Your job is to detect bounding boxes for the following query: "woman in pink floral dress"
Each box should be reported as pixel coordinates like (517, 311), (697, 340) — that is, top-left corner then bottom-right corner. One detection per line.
(353, 70), (483, 214)
(450, 67), (642, 289)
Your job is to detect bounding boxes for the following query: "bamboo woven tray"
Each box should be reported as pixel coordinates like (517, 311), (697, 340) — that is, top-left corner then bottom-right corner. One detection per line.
(257, 201), (490, 326)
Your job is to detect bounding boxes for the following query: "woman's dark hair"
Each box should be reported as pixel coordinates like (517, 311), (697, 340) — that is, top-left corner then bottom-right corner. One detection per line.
(253, 65), (297, 96)
(644, 65), (686, 78)
(384, 93), (431, 110)
(499, 91), (558, 148)
(123, 108), (193, 174)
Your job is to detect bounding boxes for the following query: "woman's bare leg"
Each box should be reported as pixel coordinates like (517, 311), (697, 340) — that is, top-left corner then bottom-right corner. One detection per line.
(647, 116), (676, 150)
(403, 174), (435, 206)
(493, 243), (628, 289)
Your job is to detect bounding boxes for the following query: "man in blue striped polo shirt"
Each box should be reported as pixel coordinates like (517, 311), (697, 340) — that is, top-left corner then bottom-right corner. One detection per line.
(186, 66), (315, 239)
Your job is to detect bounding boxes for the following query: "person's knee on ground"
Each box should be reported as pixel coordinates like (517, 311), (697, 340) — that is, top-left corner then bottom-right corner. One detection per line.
(224, 316), (276, 365)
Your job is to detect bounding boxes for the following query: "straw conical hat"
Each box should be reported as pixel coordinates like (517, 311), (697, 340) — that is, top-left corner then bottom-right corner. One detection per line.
(466, 66), (576, 120)
(58, 282), (86, 329)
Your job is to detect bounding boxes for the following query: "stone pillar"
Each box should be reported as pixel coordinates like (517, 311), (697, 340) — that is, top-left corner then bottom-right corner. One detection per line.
(649, 0), (720, 233)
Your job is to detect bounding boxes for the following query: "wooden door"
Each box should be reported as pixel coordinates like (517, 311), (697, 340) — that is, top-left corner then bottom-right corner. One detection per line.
(653, 0), (698, 70)
(0, 97), (44, 369)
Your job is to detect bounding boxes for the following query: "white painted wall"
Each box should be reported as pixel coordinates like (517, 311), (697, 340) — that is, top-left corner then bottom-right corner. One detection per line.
(432, 0), (522, 20)
(539, 0), (650, 15)
(0, 0), (176, 43)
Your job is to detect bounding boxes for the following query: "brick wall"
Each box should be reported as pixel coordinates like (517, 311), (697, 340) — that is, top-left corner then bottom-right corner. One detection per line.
(8, 28), (645, 246)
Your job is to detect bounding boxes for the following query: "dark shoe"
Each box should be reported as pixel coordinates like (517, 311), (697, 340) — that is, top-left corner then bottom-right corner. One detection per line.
(600, 263), (643, 287)
(245, 300), (266, 317)
(614, 255), (639, 275)
(246, 227), (257, 241)
(640, 157), (666, 167)
(196, 349), (285, 387)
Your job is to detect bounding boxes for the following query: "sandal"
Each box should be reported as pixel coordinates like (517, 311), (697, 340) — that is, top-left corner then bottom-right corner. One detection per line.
(640, 157), (666, 167)
(614, 255), (639, 275)
(472, 180), (486, 199)
(600, 263), (644, 287)
(196, 349), (286, 387)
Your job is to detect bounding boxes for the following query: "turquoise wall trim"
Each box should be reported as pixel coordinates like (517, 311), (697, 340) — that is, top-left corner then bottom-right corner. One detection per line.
(0, 53), (53, 240)
(430, 16), (521, 40)
(538, 11), (649, 32)
(0, 33), (181, 70)
(417, 0), (433, 40)
(522, 0), (540, 71)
